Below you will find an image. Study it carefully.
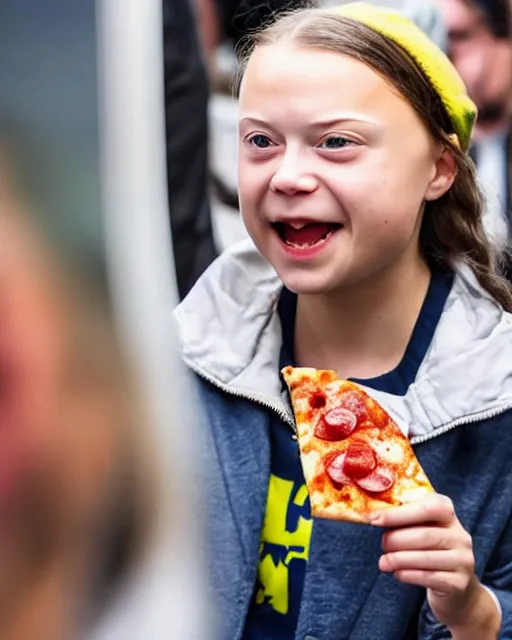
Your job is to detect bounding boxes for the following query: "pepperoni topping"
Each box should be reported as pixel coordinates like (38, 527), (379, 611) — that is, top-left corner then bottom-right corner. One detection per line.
(314, 407), (357, 441)
(338, 391), (368, 423)
(343, 441), (376, 479)
(354, 466), (395, 493)
(309, 391), (327, 410)
(325, 452), (351, 486)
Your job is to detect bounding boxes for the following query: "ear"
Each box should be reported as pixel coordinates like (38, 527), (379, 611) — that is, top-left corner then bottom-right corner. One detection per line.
(424, 146), (458, 201)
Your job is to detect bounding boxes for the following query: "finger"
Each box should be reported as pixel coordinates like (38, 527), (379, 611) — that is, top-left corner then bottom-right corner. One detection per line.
(391, 569), (470, 594)
(382, 526), (472, 553)
(379, 549), (475, 573)
(370, 494), (456, 528)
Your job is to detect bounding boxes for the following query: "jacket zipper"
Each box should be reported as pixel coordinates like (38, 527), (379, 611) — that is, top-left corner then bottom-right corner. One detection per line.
(188, 361), (512, 444)
(410, 404), (512, 445)
(188, 361), (296, 430)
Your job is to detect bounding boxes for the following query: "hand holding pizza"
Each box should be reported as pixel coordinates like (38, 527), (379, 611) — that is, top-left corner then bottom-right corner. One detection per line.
(282, 368), (501, 635)
(372, 493), (501, 637)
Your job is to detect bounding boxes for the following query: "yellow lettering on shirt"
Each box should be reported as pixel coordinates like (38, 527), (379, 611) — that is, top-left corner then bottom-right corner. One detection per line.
(255, 475), (313, 615)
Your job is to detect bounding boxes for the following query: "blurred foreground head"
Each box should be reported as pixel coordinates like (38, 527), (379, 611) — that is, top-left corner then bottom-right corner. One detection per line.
(0, 155), (156, 639)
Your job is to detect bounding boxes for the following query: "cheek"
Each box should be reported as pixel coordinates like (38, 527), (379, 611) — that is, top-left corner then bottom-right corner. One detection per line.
(1, 294), (64, 433)
(355, 207), (419, 252)
(338, 167), (426, 222)
(238, 165), (268, 228)
(338, 168), (426, 249)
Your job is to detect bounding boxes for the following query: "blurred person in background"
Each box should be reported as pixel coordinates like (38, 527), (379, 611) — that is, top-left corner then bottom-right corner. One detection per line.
(432, 0), (512, 254)
(0, 153), (156, 640)
(163, 0), (218, 299)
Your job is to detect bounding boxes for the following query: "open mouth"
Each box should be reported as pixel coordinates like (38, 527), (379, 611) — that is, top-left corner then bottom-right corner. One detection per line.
(274, 221), (343, 249)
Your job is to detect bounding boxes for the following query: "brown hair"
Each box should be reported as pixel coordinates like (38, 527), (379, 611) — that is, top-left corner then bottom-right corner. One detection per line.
(235, 9), (512, 311)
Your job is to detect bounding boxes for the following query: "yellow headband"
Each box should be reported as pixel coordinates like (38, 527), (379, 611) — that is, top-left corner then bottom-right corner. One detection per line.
(330, 2), (477, 152)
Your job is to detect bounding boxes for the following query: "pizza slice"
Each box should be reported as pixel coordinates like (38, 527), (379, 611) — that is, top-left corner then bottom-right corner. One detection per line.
(281, 366), (434, 524)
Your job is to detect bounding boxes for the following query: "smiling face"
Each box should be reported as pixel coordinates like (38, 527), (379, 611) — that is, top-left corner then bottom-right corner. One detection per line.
(238, 43), (455, 294)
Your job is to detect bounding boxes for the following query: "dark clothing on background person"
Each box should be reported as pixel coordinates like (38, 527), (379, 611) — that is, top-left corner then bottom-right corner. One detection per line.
(469, 133), (512, 282)
(214, 0), (304, 48)
(470, 133), (512, 226)
(507, 133), (512, 228)
(163, 0), (217, 300)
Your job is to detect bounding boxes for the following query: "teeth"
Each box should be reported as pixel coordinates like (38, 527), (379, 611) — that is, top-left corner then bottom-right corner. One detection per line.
(286, 241), (309, 248)
(285, 229), (334, 249)
(289, 222), (307, 230)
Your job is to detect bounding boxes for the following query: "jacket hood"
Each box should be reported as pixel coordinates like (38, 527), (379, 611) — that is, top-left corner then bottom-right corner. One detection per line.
(175, 240), (512, 442)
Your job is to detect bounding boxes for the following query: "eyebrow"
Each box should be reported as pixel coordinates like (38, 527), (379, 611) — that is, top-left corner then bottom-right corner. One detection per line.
(239, 115), (379, 128)
(310, 115), (379, 128)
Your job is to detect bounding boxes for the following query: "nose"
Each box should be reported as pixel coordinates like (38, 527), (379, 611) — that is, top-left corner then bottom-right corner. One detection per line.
(270, 151), (318, 196)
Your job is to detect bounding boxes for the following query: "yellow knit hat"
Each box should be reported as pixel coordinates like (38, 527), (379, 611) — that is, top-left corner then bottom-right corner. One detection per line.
(330, 2), (477, 152)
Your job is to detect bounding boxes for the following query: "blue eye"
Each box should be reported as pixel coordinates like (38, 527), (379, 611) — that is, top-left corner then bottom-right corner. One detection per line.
(319, 136), (353, 149)
(249, 134), (273, 148)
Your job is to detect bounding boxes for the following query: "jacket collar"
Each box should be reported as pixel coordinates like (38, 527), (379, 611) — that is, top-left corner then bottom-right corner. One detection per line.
(175, 240), (512, 442)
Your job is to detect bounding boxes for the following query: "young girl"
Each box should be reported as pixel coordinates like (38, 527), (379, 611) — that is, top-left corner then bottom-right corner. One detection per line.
(175, 3), (512, 638)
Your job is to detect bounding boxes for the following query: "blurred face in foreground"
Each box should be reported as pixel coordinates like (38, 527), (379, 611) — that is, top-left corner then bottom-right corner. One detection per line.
(0, 162), (123, 639)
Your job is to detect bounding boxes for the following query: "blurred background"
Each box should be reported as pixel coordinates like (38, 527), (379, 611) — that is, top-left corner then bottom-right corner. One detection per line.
(0, 0), (511, 637)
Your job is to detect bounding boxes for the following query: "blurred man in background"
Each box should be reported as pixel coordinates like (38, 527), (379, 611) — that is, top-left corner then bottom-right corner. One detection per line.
(432, 0), (512, 250)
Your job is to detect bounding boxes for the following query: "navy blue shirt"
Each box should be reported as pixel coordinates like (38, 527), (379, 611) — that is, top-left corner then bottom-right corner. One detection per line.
(243, 268), (454, 640)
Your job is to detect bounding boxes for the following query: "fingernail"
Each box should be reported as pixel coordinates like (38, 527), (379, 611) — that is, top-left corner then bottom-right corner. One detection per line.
(369, 512), (382, 524)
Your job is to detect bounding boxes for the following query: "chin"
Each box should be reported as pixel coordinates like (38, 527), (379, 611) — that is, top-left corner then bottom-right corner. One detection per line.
(276, 258), (371, 295)
(278, 271), (342, 296)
